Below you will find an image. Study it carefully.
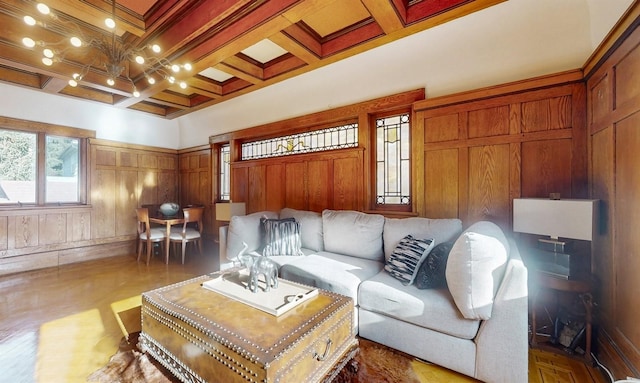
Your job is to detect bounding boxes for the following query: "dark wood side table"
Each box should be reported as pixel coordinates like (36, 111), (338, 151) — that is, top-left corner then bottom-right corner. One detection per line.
(530, 270), (594, 364)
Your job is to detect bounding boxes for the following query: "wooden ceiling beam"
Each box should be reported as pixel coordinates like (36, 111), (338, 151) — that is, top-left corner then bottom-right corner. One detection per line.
(214, 62), (263, 85)
(361, 0), (404, 34)
(128, 101), (169, 116)
(150, 91), (190, 108)
(222, 56), (264, 80)
(269, 31), (320, 64)
(188, 77), (222, 95)
(41, 76), (68, 93)
(43, 0), (145, 37)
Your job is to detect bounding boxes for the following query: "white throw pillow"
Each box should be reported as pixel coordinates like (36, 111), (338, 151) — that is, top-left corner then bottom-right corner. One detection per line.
(226, 211), (277, 260)
(280, 208), (324, 252)
(445, 221), (509, 320)
(322, 209), (385, 261)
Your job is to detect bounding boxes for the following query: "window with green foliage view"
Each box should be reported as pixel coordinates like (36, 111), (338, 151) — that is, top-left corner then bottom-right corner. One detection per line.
(0, 129), (81, 205)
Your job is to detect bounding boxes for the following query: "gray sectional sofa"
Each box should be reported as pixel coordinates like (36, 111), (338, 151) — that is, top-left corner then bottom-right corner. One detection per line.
(219, 208), (528, 383)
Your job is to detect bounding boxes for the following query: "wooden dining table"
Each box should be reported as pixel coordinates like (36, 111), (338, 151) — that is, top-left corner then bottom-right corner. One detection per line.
(149, 211), (185, 264)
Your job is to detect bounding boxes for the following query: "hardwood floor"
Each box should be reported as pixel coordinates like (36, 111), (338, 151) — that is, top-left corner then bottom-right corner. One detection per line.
(0, 245), (606, 383)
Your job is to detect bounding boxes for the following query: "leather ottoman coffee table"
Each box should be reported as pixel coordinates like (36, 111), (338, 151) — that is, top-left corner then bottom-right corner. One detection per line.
(140, 273), (358, 383)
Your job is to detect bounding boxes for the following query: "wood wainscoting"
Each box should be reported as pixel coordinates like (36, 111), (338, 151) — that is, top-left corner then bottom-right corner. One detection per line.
(0, 136), (180, 276)
(586, 4), (640, 379)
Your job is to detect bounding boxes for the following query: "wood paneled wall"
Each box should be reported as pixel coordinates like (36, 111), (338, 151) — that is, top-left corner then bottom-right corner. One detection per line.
(177, 145), (213, 236)
(587, 11), (640, 378)
(91, 139), (178, 239)
(212, 89), (426, 215)
(413, 72), (587, 231)
(0, 137), (180, 276)
(231, 148), (365, 213)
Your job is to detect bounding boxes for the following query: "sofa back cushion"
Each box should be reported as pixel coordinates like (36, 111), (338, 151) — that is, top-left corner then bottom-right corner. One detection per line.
(280, 208), (324, 252)
(227, 211), (278, 260)
(322, 209), (385, 261)
(383, 217), (462, 262)
(446, 221), (509, 320)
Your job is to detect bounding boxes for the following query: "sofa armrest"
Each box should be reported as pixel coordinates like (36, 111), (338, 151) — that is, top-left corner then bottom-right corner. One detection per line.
(474, 239), (528, 382)
(218, 225), (235, 270)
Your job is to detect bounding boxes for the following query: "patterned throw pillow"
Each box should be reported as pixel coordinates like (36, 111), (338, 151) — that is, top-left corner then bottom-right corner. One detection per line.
(261, 217), (304, 256)
(385, 235), (435, 285)
(414, 242), (454, 289)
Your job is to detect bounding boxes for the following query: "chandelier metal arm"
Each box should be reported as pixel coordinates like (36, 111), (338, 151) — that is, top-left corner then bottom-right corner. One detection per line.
(20, 1), (192, 97)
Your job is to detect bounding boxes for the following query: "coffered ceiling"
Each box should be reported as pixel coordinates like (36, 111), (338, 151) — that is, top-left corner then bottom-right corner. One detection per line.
(0, 0), (503, 119)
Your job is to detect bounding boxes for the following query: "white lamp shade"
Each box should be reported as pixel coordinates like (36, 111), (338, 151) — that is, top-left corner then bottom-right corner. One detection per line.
(215, 202), (246, 221)
(513, 198), (598, 241)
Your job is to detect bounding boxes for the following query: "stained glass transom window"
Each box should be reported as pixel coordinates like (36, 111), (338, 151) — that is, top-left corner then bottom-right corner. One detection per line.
(376, 113), (410, 205)
(241, 123), (358, 160)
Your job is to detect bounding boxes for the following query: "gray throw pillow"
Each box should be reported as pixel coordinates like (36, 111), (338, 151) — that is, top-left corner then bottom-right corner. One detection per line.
(261, 217), (304, 256)
(385, 235), (435, 285)
(414, 242), (454, 289)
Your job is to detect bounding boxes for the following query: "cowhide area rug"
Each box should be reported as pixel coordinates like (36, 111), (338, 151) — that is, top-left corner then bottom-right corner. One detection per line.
(87, 334), (421, 383)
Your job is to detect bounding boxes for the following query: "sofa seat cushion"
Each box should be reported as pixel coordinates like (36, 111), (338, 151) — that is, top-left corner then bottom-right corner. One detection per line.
(279, 252), (384, 305)
(358, 271), (480, 340)
(383, 217), (462, 263)
(322, 210), (385, 261)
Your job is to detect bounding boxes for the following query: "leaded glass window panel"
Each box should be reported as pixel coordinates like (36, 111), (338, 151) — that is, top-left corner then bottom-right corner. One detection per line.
(376, 113), (410, 205)
(220, 144), (230, 201)
(241, 122), (358, 160)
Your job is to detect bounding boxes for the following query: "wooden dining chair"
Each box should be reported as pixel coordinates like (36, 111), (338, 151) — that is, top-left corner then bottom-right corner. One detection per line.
(136, 207), (166, 265)
(169, 207), (204, 264)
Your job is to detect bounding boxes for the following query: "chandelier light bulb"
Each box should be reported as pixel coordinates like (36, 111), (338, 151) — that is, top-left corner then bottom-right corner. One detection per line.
(179, 81), (187, 89)
(107, 78), (115, 86)
(36, 3), (50, 15)
(151, 44), (161, 53)
(133, 89), (140, 97)
(24, 16), (36, 26)
(171, 64), (180, 73)
(105, 18), (116, 29)
(68, 79), (78, 87)
(43, 48), (54, 58)
(168, 76), (175, 84)
(135, 56), (145, 64)
(184, 63), (192, 71)
(22, 37), (36, 48)
(42, 57), (53, 66)
(70, 37), (82, 47)
(72, 73), (81, 80)
(147, 76), (156, 85)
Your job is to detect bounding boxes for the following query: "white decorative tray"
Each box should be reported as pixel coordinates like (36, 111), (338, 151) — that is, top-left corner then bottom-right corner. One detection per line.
(202, 269), (318, 316)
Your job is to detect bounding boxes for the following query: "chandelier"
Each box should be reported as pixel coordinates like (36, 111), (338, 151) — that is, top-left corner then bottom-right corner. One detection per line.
(20, 1), (191, 97)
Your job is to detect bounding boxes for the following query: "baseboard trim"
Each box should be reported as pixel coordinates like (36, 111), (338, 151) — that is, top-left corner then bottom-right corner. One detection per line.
(597, 329), (640, 380)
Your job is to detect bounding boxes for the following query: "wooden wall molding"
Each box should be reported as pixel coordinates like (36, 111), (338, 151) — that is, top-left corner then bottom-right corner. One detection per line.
(0, 115), (96, 138)
(414, 70), (584, 112)
(583, 0), (640, 78)
(209, 89), (425, 142)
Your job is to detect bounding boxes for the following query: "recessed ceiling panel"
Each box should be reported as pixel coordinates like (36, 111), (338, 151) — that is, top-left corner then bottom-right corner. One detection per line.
(302, 0), (371, 38)
(241, 39), (288, 64)
(199, 68), (234, 82)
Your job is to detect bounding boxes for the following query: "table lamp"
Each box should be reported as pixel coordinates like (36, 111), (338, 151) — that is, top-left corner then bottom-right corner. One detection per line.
(215, 202), (246, 223)
(513, 197), (598, 279)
